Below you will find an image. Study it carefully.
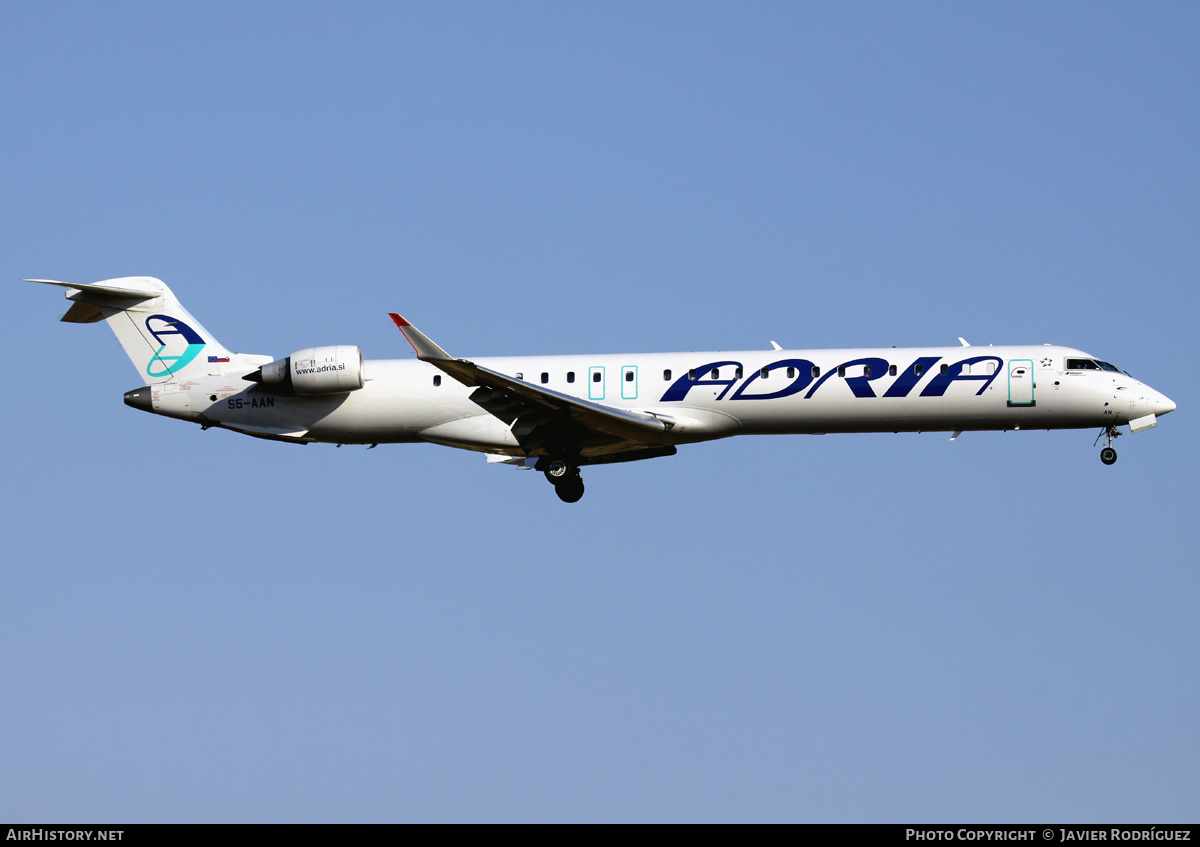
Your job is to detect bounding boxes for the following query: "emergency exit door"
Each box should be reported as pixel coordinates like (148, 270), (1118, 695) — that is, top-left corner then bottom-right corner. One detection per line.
(621, 365), (638, 400)
(589, 366), (605, 400)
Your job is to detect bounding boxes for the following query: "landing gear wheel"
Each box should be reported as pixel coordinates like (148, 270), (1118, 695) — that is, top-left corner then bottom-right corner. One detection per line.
(1095, 426), (1121, 465)
(555, 476), (585, 503)
(544, 458), (573, 484)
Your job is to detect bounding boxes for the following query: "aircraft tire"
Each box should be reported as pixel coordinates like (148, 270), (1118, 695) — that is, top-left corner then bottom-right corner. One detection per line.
(555, 477), (585, 503)
(545, 459), (573, 483)
(1100, 447), (1118, 465)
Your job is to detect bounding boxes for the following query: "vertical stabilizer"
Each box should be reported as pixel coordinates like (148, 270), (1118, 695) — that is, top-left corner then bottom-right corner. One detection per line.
(29, 277), (267, 383)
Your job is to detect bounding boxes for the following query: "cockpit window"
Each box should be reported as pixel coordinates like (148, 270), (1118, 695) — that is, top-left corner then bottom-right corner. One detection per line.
(1066, 358), (1133, 377)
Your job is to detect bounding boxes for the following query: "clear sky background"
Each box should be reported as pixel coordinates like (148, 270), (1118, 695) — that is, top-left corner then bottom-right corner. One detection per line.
(1, 1), (1197, 823)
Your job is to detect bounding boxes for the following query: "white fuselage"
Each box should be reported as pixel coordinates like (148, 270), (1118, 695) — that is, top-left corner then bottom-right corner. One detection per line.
(144, 344), (1175, 456)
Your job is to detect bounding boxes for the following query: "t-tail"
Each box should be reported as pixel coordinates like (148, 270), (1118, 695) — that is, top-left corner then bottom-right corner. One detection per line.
(28, 276), (268, 382)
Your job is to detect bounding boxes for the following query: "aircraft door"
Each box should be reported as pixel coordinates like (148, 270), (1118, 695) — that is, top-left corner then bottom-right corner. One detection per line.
(589, 366), (605, 400)
(621, 365), (638, 400)
(1008, 359), (1035, 406)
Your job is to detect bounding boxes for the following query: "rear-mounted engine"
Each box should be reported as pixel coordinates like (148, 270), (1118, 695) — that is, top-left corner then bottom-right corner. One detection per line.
(243, 345), (365, 395)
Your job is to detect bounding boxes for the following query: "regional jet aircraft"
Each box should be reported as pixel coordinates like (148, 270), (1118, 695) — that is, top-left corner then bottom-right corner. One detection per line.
(31, 277), (1176, 502)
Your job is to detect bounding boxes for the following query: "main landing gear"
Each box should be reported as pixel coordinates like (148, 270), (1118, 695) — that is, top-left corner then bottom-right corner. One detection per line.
(1095, 426), (1120, 465)
(544, 458), (585, 503)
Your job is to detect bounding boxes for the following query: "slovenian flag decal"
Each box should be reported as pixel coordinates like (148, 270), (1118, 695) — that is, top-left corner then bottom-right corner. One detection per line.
(209, 356), (230, 363)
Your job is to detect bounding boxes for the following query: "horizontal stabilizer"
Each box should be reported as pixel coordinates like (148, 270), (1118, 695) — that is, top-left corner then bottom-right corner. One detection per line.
(26, 278), (160, 300)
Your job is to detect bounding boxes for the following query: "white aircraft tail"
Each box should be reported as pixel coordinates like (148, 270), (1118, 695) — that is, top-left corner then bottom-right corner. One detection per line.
(29, 276), (269, 383)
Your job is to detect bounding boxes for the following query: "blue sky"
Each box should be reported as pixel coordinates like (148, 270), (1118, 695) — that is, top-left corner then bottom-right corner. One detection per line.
(1, 1), (1197, 822)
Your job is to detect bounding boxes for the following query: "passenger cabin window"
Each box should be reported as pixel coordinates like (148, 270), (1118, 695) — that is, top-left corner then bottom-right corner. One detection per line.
(812, 366), (820, 378)
(888, 364), (897, 376)
(592, 371), (602, 383)
(837, 366), (846, 377)
(540, 372), (549, 384)
(761, 367), (769, 378)
(567, 372), (575, 383)
(433, 375), (441, 387)
(688, 369), (696, 380)
(625, 370), (634, 382)
(863, 365), (872, 377)
(735, 367), (743, 379)
(786, 366), (795, 379)
(663, 369), (672, 381)
(915, 364), (923, 376)
(710, 368), (720, 379)
(940, 364), (949, 375)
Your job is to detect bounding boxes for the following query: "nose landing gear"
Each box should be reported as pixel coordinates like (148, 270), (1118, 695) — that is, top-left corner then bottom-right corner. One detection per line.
(543, 458), (585, 503)
(1095, 426), (1121, 465)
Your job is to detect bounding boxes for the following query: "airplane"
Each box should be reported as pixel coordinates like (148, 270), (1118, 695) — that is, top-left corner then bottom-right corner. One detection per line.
(30, 276), (1177, 503)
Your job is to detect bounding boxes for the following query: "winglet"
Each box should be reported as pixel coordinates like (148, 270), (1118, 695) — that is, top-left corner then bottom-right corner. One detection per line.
(958, 337), (971, 347)
(388, 313), (454, 361)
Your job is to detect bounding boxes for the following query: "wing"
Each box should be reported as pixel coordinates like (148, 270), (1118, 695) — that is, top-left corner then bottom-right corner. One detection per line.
(389, 313), (669, 456)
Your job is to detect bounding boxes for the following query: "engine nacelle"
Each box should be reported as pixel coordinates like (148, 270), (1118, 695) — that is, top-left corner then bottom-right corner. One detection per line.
(249, 345), (365, 395)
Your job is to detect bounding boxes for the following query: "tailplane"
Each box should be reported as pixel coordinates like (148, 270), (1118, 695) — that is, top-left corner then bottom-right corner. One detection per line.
(29, 277), (269, 382)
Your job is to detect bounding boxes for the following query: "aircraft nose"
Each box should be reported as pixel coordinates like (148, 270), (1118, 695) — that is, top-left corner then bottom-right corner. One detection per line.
(1156, 392), (1176, 416)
